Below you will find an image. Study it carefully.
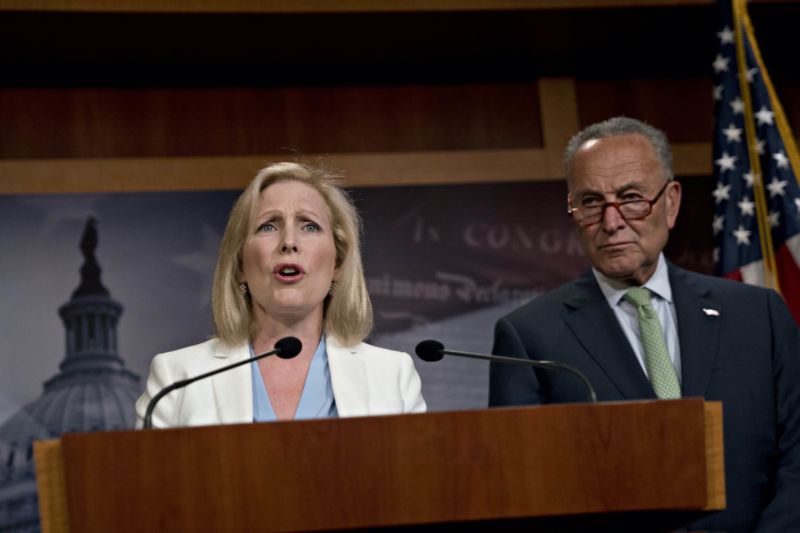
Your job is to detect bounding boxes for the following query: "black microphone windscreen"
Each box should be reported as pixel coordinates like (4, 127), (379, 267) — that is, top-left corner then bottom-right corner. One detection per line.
(415, 340), (445, 362)
(275, 337), (302, 359)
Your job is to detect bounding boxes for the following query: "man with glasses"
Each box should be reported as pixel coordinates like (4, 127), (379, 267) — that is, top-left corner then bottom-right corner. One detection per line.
(489, 117), (800, 532)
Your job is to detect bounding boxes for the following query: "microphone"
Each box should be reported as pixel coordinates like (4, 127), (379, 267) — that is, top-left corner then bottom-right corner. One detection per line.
(415, 340), (597, 403)
(143, 336), (303, 429)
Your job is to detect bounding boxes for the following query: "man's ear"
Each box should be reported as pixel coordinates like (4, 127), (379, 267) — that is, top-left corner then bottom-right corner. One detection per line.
(665, 180), (682, 230)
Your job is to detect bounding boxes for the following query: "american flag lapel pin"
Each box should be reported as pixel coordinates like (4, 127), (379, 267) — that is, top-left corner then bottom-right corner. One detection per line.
(702, 308), (720, 317)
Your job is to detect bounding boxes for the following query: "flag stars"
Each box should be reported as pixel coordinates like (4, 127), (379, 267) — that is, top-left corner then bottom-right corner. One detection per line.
(723, 123), (743, 143)
(773, 151), (789, 169)
(713, 54), (730, 73)
(717, 26), (735, 44)
(713, 182), (732, 203)
(737, 196), (755, 216)
(767, 211), (781, 228)
(711, 30), (796, 267)
(733, 225), (752, 245)
(713, 215), (725, 235)
(755, 106), (775, 126)
(767, 177), (788, 197)
(715, 152), (737, 172)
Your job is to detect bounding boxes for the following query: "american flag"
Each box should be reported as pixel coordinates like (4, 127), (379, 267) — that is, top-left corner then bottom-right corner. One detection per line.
(712, 0), (800, 324)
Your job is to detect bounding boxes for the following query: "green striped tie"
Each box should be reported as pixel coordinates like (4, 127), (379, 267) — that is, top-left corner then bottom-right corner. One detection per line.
(624, 287), (681, 399)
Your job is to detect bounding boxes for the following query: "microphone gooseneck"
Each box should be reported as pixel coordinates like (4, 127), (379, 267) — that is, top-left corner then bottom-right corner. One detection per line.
(143, 336), (302, 429)
(414, 339), (597, 403)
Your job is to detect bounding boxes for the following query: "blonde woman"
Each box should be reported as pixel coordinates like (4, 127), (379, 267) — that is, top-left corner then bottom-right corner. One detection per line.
(136, 162), (425, 428)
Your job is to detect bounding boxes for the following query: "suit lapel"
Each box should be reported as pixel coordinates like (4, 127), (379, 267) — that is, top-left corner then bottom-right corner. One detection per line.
(211, 342), (253, 424)
(563, 273), (657, 399)
(669, 265), (722, 397)
(326, 335), (369, 417)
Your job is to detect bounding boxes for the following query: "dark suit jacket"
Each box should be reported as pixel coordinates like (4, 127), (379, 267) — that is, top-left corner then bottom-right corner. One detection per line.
(489, 264), (800, 533)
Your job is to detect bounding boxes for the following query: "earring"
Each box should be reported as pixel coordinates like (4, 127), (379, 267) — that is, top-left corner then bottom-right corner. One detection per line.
(239, 282), (249, 296)
(328, 281), (336, 296)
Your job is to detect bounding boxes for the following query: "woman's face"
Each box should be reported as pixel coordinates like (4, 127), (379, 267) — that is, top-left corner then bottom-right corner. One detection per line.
(240, 180), (338, 325)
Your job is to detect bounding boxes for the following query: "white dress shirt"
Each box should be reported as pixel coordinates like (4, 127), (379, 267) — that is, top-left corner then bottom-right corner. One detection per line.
(592, 253), (682, 383)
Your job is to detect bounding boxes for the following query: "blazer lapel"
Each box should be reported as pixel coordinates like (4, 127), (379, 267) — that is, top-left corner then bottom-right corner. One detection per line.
(669, 265), (722, 397)
(326, 335), (369, 417)
(210, 342), (253, 424)
(563, 273), (657, 400)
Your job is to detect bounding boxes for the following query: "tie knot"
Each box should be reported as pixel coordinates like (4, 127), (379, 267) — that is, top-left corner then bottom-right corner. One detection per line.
(624, 287), (652, 308)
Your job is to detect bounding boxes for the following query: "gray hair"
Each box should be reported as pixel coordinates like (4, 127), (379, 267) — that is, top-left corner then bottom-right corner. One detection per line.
(563, 117), (674, 182)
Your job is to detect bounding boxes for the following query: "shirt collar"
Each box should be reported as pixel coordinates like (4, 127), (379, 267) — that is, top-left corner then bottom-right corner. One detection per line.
(592, 253), (673, 307)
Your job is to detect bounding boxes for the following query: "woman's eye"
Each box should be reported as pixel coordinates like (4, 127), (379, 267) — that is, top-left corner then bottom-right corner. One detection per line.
(303, 222), (321, 232)
(257, 222), (276, 232)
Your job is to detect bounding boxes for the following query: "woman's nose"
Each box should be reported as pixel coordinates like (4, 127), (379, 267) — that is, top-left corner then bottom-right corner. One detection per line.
(281, 239), (298, 253)
(280, 227), (299, 253)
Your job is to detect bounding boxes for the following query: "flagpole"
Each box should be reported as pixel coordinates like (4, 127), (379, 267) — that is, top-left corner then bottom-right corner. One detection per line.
(732, 0), (780, 291)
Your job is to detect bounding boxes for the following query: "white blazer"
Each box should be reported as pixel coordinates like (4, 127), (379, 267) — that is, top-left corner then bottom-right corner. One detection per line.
(135, 335), (426, 428)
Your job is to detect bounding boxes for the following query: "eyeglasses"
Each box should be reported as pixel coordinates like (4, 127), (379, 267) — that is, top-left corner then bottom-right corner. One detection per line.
(567, 181), (671, 227)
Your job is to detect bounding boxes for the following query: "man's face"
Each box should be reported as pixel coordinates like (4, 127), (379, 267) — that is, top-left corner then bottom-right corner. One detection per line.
(567, 133), (681, 286)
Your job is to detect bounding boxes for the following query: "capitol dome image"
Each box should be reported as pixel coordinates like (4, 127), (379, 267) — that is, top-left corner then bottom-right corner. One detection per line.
(0, 218), (140, 532)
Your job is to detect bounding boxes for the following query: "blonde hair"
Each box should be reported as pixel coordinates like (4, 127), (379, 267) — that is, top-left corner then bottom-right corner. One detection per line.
(212, 161), (373, 346)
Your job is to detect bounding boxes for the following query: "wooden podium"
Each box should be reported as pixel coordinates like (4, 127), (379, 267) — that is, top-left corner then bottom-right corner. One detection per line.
(34, 398), (724, 532)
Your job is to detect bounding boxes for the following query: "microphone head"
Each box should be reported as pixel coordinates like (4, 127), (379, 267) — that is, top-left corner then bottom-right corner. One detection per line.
(274, 337), (302, 359)
(415, 340), (445, 362)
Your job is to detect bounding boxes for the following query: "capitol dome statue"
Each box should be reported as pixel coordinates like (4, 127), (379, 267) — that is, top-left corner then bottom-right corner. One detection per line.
(0, 217), (141, 532)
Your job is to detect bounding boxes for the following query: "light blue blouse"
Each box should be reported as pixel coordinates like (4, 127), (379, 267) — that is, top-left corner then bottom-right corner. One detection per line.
(250, 337), (338, 422)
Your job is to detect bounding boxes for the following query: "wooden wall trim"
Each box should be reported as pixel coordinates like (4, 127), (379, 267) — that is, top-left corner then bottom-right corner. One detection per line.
(0, 76), (715, 194)
(673, 142), (713, 177)
(539, 78), (580, 177)
(0, 143), (712, 194)
(0, 0), (716, 14)
(0, 150), (548, 193)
